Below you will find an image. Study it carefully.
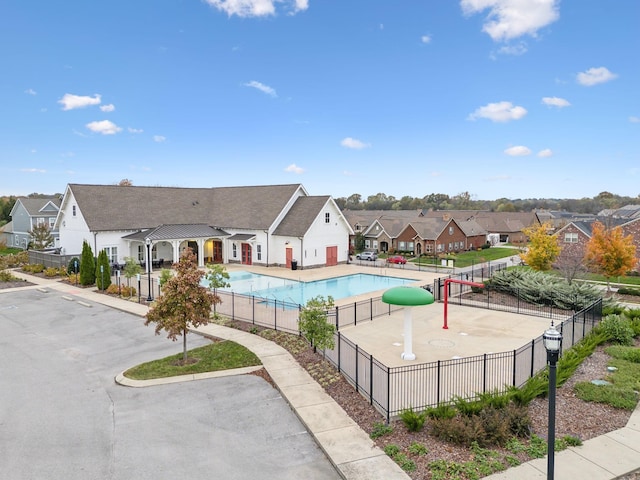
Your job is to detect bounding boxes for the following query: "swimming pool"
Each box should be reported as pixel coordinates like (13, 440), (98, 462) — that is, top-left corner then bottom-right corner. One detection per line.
(212, 271), (417, 305)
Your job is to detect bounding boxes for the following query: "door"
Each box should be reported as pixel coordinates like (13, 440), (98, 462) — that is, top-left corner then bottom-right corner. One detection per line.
(326, 246), (338, 266)
(285, 247), (293, 268)
(241, 243), (252, 265)
(213, 240), (222, 263)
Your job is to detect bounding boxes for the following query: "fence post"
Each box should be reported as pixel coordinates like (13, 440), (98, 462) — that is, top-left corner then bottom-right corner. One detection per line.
(252, 296), (255, 324)
(369, 354), (374, 405)
(386, 366), (391, 424)
(337, 331), (341, 373)
(512, 350), (517, 386)
(436, 360), (441, 405)
(231, 291), (235, 320)
(370, 297), (373, 321)
(530, 339), (535, 378)
(354, 302), (357, 326)
(335, 306), (339, 330)
(355, 344), (359, 393)
(483, 353), (487, 393)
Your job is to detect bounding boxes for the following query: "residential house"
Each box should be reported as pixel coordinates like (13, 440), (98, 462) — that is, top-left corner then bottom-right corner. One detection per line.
(54, 183), (353, 270)
(555, 217), (640, 273)
(3, 196), (61, 249)
(405, 216), (487, 255)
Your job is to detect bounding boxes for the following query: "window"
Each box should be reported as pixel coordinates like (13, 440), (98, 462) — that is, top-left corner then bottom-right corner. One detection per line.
(37, 217), (45, 226)
(407, 241), (414, 251)
(373, 240), (378, 250)
(325, 212), (330, 223)
(425, 244), (433, 253)
(72, 205), (76, 217)
(105, 246), (118, 264)
(364, 239), (370, 249)
(437, 243), (443, 252)
(399, 241), (406, 250)
(355, 224), (361, 231)
(449, 226), (454, 235)
(257, 244), (262, 261)
(137, 245), (144, 262)
(232, 244), (237, 258)
(448, 243), (453, 251)
(564, 233), (579, 243)
(49, 217), (55, 228)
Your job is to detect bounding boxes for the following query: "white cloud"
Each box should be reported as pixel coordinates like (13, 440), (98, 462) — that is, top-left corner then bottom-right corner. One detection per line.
(461, 0), (560, 42)
(576, 67), (618, 86)
(537, 148), (553, 157)
(421, 35), (432, 44)
(467, 101), (527, 122)
(153, 135), (166, 143)
(85, 120), (122, 135)
(284, 163), (304, 174)
(244, 80), (277, 97)
(497, 42), (527, 56)
(504, 145), (531, 156)
(20, 168), (46, 173)
(340, 137), (370, 149)
(128, 127), (144, 134)
(59, 93), (101, 110)
(204, 0), (307, 17)
(24, 88), (37, 95)
(629, 116), (640, 123)
(100, 104), (115, 112)
(542, 96), (570, 108)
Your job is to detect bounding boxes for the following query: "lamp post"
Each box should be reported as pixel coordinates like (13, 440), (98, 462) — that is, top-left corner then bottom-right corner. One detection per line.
(145, 238), (154, 302)
(543, 321), (562, 480)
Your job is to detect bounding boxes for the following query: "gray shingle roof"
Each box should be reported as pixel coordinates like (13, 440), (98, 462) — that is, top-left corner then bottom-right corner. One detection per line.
(68, 183), (303, 231)
(16, 197), (61, 216)
(272, 196), (331, 237)
(122, 224), (230, 241)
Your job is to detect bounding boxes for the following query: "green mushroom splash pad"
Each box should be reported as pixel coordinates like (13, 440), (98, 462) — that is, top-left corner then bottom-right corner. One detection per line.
(382, 286), (434, 361)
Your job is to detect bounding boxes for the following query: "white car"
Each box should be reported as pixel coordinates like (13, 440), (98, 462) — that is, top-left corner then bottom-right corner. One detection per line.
(356, 251), (377, 261)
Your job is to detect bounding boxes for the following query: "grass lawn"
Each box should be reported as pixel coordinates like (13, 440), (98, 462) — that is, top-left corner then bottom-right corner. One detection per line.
(411, 247), (519, 268)
(124, 340), (261, 380)
(0, 247), (22, 255)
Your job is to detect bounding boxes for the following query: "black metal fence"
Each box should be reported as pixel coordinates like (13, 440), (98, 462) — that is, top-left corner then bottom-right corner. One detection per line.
(322, 299), (602, 421)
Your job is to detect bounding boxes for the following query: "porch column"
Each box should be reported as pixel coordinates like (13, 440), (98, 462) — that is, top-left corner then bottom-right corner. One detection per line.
(197, 239), (205, 268)
(172, 240), (180, 264)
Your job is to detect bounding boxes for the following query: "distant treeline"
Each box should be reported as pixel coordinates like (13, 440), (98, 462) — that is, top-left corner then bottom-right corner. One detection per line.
(334, 191), (639, 214)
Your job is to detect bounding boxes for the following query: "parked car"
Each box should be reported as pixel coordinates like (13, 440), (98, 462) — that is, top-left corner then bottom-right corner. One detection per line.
(356, 251), (377, 261)
(386, 255), (407, 265)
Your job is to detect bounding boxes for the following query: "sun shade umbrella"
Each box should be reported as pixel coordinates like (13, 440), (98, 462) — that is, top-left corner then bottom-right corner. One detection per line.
(382, 286), (435, 360)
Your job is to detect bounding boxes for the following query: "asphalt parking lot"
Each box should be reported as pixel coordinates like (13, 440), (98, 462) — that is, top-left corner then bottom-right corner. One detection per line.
(0, 288), (340, 480)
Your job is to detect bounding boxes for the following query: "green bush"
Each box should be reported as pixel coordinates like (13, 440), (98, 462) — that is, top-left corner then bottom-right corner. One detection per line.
(399, 407), (428, 432)
(383, 444), (400, 457)
(605, 345), (640, 363)
(574, 382), (639, 410)
(597, 314), (634, 346)
(425, 403), (457, 420)
(44, 267), (58, 277)
(408, 442), (428, 455)
(0, 270), (19, 282)
(67, 257), (80, 275)
(369, 422), (393, 439)
(617, 287), (640, 296)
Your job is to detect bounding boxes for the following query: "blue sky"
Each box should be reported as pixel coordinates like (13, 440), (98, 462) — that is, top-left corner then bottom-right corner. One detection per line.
(1, 0), (638, 201)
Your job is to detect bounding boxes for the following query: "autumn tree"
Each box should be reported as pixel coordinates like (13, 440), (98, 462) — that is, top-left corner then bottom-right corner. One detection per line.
(28, 223), (54, 250)
(122, 256), (142, 290)
(584, 221), (637, 289)
(145, 248), (219, 363)
(519, 222), (560, 271)
(298, 295), (336, 353)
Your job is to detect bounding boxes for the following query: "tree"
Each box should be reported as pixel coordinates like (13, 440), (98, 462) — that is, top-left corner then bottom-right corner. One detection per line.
(145, 248), (219, 363)
(79, 240), (96, 286)
(122, 256), (142, 292)
(584, 221), (637, 289)
(520, 222), (560, 271)
(95, 249), (112, 291)
(298, 295), (336, 353)
(204, 263), (230, 314)
(28, 223), (54, 250)
(118, 178), (133, 186)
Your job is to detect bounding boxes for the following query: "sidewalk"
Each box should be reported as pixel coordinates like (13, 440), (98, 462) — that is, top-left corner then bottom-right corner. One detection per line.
(5, 271), (640, 479)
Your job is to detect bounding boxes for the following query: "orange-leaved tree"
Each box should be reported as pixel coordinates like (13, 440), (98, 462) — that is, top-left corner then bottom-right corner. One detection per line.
(145, 248), (220, 363)
(520, 221), (560, 271)
(584, 221), (637, 290)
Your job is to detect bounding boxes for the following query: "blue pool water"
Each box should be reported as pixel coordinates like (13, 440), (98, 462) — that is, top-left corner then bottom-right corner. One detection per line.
(212, 271), (417, 305)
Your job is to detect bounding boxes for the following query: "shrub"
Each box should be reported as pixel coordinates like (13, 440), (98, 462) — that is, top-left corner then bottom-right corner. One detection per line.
(425, 403), (457, 420)
(605, 345), (640, 363)
(399, 407), (427, 432)
(617, 287), (640, 296)
(453, 396), (484, 417)
(383, 444), (400, 457)
(0, 270), (19, 282)
(44, 267), (58, 277)
(408, 442), (428, 455)
(370, 422), (393, 439)
(574, 382), (639, 410)
(597, 314), (634, 346)
(67, 257), (80, 275)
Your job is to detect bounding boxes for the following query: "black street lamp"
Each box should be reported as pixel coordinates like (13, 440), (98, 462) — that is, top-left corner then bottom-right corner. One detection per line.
(145, 238), (154, 302)
(543, 321), (562, 480)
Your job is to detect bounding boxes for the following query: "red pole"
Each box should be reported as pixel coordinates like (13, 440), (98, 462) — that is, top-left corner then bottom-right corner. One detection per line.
(443, 278), (484, 330)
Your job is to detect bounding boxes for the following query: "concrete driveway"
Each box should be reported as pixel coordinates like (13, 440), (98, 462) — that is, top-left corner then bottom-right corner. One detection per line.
(0, 288), (340, 480)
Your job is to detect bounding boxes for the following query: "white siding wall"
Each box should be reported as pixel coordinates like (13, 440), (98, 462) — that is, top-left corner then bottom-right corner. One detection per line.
(58, 191), (92, 256)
